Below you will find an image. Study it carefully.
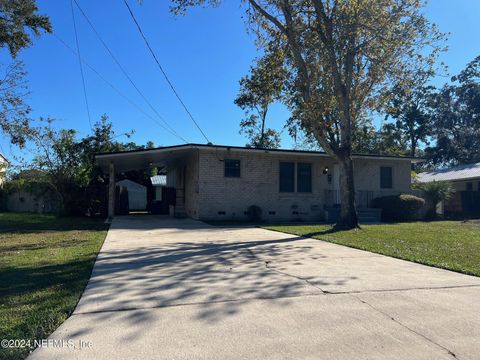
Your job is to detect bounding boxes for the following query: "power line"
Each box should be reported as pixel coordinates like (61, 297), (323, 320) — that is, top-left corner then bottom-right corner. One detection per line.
(72, 0), (185, 141)
(121, 0), (211, 144)
(70, 0), (92, 130)
(55, 34), (188, 143)
(56, 34), (187, 142)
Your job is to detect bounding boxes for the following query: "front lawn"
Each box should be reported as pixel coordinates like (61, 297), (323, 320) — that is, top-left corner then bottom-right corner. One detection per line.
(0, 213), (108, 360)
(265, 221), (480, 277)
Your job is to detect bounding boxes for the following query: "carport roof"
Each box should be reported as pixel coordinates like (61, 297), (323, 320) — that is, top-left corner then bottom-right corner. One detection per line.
(95, 143), (423, 172)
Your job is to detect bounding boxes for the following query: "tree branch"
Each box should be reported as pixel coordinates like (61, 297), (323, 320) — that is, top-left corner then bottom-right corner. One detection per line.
(248, 0), (287, 34)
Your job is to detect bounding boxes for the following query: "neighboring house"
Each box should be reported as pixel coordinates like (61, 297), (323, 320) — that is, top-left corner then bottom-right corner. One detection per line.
(418, 162), (480, 216)
(96, 143), (421, 222)
(116, 179), (147, 211)
(0, 153), (8, 188)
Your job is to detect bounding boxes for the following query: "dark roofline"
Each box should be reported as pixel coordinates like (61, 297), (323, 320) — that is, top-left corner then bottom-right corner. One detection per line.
(95, 143), (423, 161)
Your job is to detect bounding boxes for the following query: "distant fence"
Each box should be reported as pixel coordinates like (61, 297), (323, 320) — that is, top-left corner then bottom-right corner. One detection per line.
(4, 190), (58, 213)
(445, 191), (480, 215)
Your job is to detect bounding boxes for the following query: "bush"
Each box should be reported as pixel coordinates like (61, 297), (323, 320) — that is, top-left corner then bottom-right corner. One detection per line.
(416, 181), (455, 219)
(372, 194), (425, 222)
(247, 205), (263, 222)
(0, 188), (7, 211)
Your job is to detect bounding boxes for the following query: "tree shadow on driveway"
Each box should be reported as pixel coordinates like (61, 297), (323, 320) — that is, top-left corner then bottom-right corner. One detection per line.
(71, 228), (357, 341)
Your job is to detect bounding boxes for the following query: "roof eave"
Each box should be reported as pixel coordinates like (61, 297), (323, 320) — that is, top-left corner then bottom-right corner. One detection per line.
(95, 143), (423, 162)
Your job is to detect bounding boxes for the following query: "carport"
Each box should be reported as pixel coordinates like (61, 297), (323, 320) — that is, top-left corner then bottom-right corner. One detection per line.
(95, 145), (194, 219)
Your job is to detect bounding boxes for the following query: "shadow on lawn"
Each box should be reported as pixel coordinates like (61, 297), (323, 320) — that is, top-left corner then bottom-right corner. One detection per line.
(2, 238), (93, 252)
(0, 258), (97, 298)
(0, 214), (107, 233)
(301, 227), (344, 239)
(0, 257), (99, 360)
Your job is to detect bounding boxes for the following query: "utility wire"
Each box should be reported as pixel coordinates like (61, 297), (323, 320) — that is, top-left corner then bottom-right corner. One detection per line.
(55, 34), (188, 143)
(72, 0), (185, 142)
(70, 0), (92, 130)
(122, 0), (211, 144)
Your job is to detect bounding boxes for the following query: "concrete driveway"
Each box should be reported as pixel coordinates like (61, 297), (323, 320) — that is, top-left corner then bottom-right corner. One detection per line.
(30, 216), (480, 359)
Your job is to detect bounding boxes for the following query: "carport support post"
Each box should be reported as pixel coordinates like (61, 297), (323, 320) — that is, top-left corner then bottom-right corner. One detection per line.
(108, 161), (115, 221)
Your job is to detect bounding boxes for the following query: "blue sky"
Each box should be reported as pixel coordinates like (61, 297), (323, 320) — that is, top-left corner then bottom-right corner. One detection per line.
(1, 0), (480, 161)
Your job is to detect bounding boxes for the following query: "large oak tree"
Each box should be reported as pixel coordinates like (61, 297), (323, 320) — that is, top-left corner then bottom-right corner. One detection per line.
(0, 0), (51, 147)
(171, 0), (445, 228)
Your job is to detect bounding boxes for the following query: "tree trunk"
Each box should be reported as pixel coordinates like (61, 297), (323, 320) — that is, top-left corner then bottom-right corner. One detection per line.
(410, 136), (417, 170)
(336, 156), (359, 229)
(260, 108), (267, 147)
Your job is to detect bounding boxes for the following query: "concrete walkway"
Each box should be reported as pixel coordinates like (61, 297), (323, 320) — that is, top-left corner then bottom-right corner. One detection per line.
(29, 216), (480, 359)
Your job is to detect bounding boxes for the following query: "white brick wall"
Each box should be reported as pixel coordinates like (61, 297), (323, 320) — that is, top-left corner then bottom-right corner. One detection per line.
(169, 147), (413, 221)
(179, 148), (413, 222)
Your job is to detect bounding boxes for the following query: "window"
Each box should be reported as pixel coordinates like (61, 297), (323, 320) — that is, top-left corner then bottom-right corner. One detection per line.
(279, 162), (295, 192)
(380, 166), (393, 189)
(224, 159), (240, 177)
(297, 163), (312, 192)
(466, 182), (473, 191)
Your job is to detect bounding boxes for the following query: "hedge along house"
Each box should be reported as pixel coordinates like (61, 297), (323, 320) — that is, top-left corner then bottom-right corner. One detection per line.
(95, 143), (422, 222)
(418, 162), (480, 216)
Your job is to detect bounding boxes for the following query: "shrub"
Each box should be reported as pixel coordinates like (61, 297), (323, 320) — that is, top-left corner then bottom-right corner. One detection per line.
(247, 205), (263, 222)
(416, 181), (455, 219)
(372, 194), (425, 222)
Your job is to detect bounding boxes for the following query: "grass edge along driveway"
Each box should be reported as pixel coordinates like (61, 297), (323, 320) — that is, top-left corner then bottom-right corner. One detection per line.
(0, 213), (108, 360)
(265, 221), (480, 277)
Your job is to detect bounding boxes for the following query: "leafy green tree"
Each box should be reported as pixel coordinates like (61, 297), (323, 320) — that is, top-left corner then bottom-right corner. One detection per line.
(0, 61), (34, 147)
(171, 0), (445, 229)
(77, 115), (152, 216)
(235, 52), (285, 148)
(350, 117), (378, 154)
(303, 117), (408, 156)
(0, 0), (51, 57)
(384, 68), (436, 159)
(427, 56), (480, 166)
(22, 115), (152, 216)
(29, 118), (84, 215)
(375, 123), (408, 156)
(78, 115), (135, 184)
(0, 1), (50, 146)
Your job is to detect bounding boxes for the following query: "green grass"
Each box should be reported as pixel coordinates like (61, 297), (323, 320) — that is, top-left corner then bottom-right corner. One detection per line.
(0, 213), (108, 360)
(265, 221), (480, 277)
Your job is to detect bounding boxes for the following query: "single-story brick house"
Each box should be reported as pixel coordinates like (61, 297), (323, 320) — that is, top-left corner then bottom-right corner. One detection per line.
(418, 162), (480, 216)
(95, 143), (421, 222)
